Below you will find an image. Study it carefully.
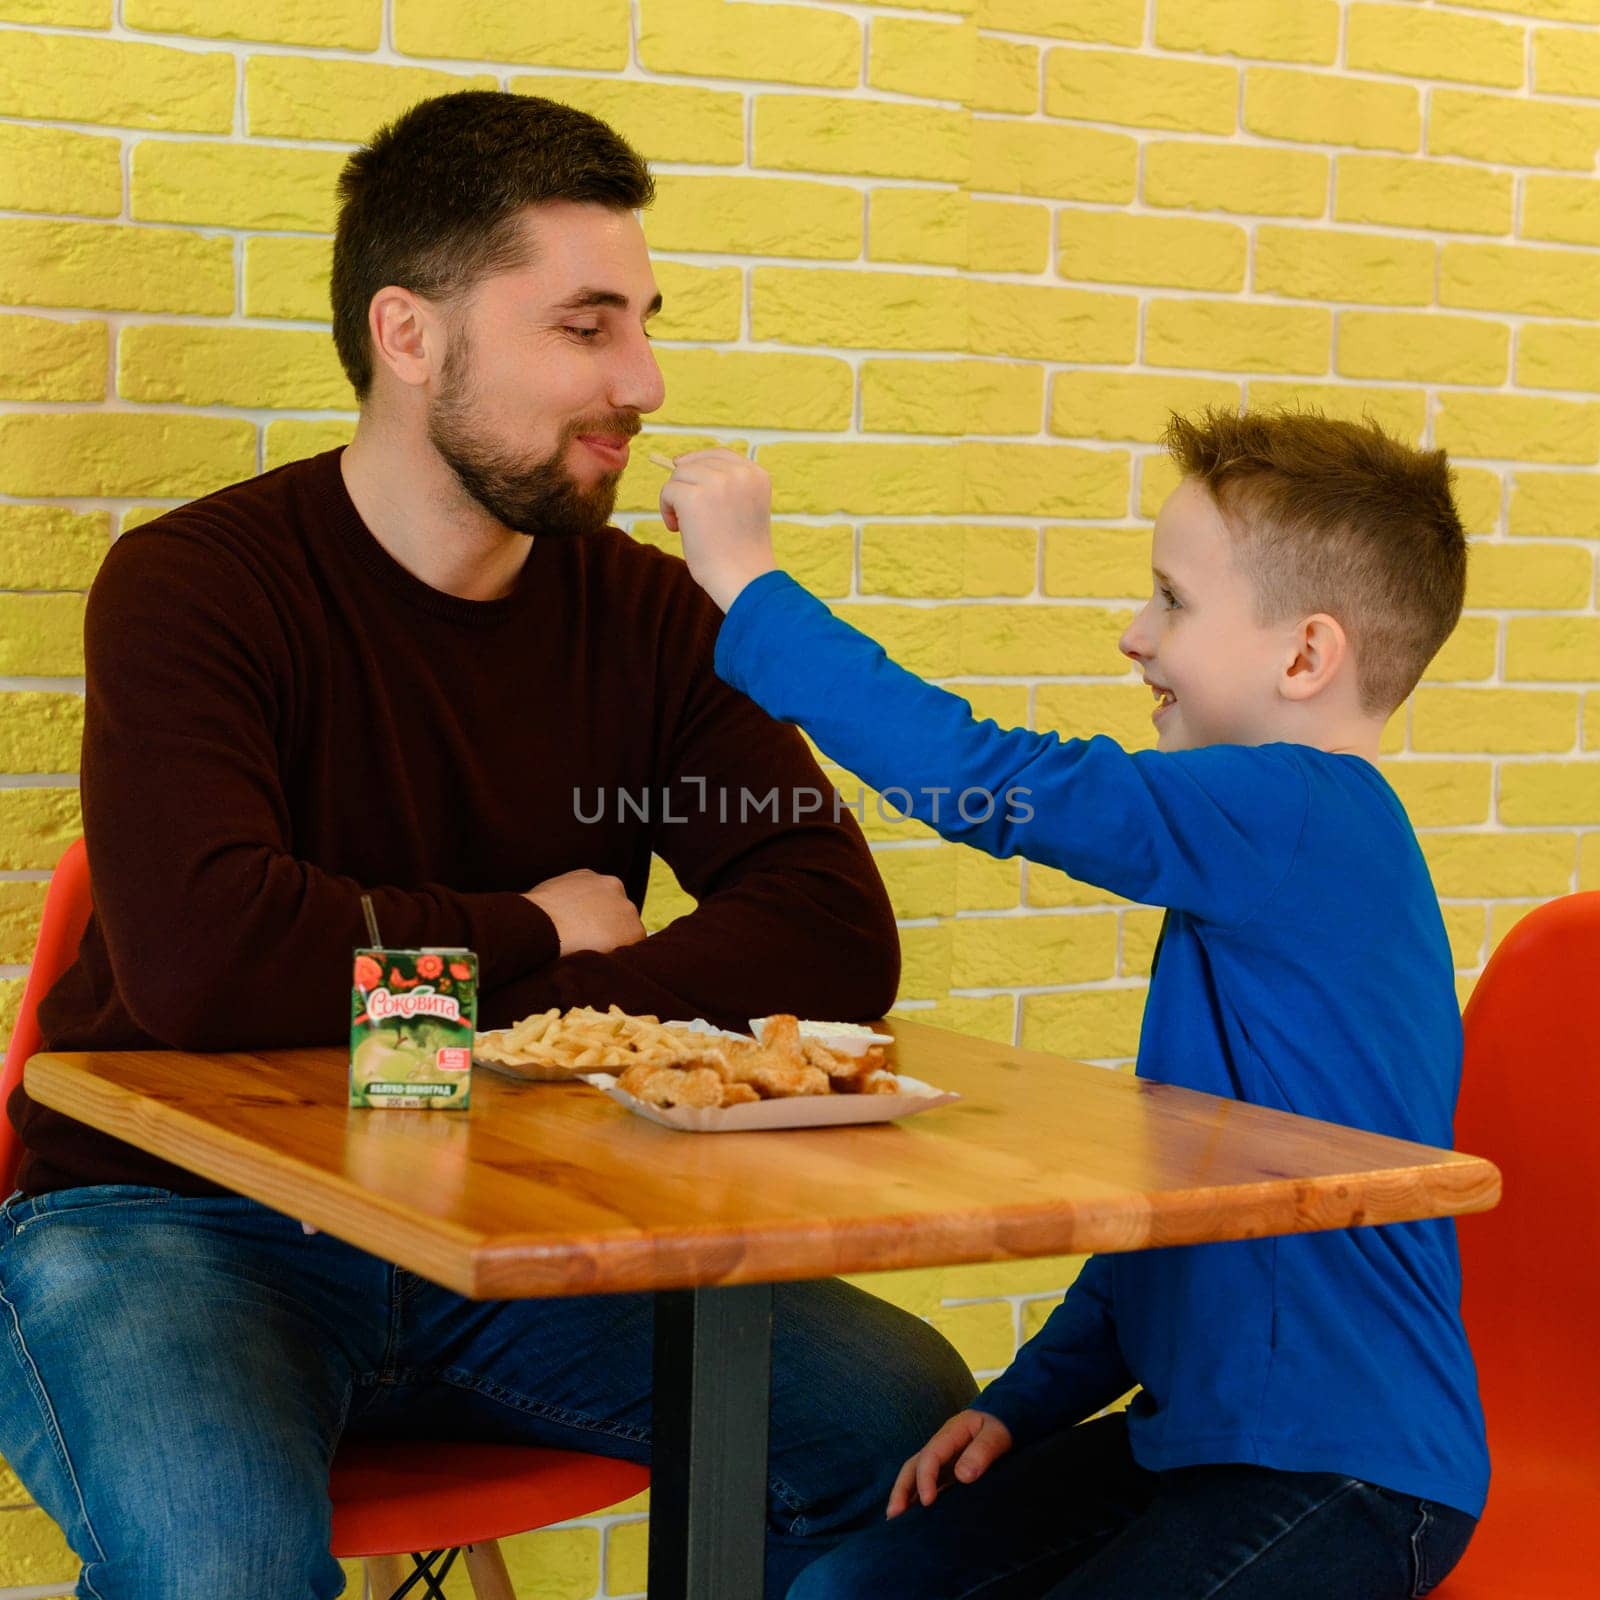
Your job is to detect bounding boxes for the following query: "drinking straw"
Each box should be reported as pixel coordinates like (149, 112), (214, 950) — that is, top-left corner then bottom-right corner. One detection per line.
(360, 894), (382, 947)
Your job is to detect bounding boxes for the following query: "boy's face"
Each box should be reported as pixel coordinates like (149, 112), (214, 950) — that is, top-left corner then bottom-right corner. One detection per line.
(1119, 477), (1299, 752)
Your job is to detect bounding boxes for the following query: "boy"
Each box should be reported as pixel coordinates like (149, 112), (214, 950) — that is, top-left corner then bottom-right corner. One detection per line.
(658, 410), (1486, 1599)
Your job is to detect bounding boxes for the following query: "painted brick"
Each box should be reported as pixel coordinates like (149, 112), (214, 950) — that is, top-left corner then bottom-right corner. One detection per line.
(1021, 988), (1147, 1061)
(839, 1261), (947, 1320)
(860, 524), (1036, 597)
(1444, 243), (1600, 323)
(1505, 617), (1600, 681)
(928, 1300), (1017, 1374)
(654, 350), (852, 431)
(0, 694), (86, 774)
(951, 913), (1118, 988)
(958, 849), (1026, 910)
(248, 58), (496, 143)
(1451, 468), (1504, 536)
(1588, 698), (1600, 752)
(757, 96), (969, 183)
(653, 262), (743, 342)
(1254, 226), (1433, 306)
(1145, 300), (1331, 375)
(1144, 143), (1327, 219)
(1534, 25), (1600, 95)
(970, 120), (1137, 203)
(1519, 324), (1600, 393)
(1037, 684), (1160, 750)
(1045, 48), (1237, 135)
(754, 268), (966, 353)
(1155, 0), (1340, 65)
(638, 0), (860, 88)
(1042, 528), (1153, 599)
(1549, 753), (1590, 849)
(604, 1519), (649, 1597)
(125, 0), (380, 48)
(1027, 861), (1129, 908)
(0, 220), (233, 316)
(1509, 472), (1600, 538)
(631, 519), (852, 597)
(833, 604), (960, 676)
(1421, 617), (1498, 682)
(648, 176), (861, 261)
(1421, 833), (1577, 899)
(133, 141), (346, 231)
(0, 30), (233, 132)
(0, 596), (86, 675)
(500, 1524), (601, 1600)
(869, 17), (971, 102)
(619, 433), (746, 514)
(957, 604), (1130, 675)
(1412, 688), (1579, 753)
(0, 124), (121, 218)
(393, 0), (627, 68)
(1337, 313), (1507, 385)
(1121, 908), (1168, 976)
(118, 325), (353, 410)
(1346, 4), (1525, 88)
(1378, 761), (1492, 827)
(1430, 91), (1600, 170)
(0, 414), (257, 500)
(1243, 66), (1420, 151)
(1245, 381), (1427, 444)
(1522, 177), (1600, 248)
(0, 789), (82, 872)
(978, 0), (1142, 45)
(512, 76), (745, 166)
(1058, 213), (1246, 293)
(959, 444), (1130, 519)
(641, 855), (696, 933)
(1140, 454), (1184, 519)
(1585, 835), (1600, 893)
(874, 849), (955, 920)
(1050, 373), (1241, 445)
(1436, 394), (1600, 465)
(974, 34), (1040, 114)
(245, 236), (332, 323)
(1440, 904), (1489, 970)
(869, 191), (1049, 273)
(266, 420), (357, 472)
(969, 281), (1137, 364)
(861, 360), (1042, 437)
(1336, 155), (1512, 235)
(761, 443), (961, 515)
(0, 316), (106, 402)
(0, 507), (109, 591)
(3, 0), (107, 21)
(891, 994), (1016, 1046)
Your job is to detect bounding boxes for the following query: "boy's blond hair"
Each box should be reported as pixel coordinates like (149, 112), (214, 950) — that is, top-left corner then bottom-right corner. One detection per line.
(1165, 409), (1468, 717)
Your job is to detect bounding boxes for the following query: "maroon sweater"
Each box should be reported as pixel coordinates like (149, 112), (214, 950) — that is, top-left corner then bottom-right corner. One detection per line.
(14, 448), (899, 1196)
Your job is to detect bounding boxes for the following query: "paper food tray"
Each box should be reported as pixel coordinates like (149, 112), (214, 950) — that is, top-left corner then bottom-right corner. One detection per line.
(580, 1073), (959, 1132)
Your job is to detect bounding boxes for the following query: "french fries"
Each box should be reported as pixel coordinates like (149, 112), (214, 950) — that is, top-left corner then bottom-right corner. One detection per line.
(476, 1005), (897, 1109)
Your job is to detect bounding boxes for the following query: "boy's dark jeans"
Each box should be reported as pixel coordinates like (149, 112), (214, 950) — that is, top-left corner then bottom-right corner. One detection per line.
(787, 1412), (1476, 1600)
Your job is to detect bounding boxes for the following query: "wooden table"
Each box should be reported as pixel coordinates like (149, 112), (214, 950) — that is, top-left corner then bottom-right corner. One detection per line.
(26, 1018), (1500, 1599)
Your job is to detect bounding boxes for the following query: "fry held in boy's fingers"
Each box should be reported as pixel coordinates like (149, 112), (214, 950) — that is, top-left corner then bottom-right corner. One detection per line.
(648, 450), (676, 471)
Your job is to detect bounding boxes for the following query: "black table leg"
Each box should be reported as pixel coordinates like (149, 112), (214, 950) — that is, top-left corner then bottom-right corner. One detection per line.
(649, 1282), (775, 1600)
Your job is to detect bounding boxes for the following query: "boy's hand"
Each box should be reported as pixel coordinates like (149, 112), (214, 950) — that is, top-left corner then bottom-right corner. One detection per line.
(886, 1409), (1014, 1518)
(657, 449), (777, 612)
(524, 869), (646, 957)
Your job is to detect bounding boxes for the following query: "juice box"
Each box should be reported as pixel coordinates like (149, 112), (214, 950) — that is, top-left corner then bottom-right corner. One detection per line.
(350, 947), (476, 1110)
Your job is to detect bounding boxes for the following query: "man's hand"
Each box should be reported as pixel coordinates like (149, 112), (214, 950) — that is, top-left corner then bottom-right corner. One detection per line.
(886, 1410), (1014, 1518)
(524, 869), (646, 958)
(657, 449), (777, 612)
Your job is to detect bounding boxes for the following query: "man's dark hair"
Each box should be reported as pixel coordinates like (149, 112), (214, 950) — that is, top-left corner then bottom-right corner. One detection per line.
(331, 90), (654, 399)
(1166, 408), (1468, 717)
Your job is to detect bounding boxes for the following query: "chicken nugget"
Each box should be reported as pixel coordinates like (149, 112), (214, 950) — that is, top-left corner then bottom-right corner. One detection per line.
(718, 1082), (761, 1107)
(758, 1014), (803, 1059)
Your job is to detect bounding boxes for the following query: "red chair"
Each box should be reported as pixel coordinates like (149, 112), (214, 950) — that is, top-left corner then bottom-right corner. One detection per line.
(1430, 891), (1600, 1599)
(2, 840), (648, 1600)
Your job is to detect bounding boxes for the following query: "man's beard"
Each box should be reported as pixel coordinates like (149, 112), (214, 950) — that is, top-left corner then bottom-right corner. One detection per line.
(427, 356), (635, 540)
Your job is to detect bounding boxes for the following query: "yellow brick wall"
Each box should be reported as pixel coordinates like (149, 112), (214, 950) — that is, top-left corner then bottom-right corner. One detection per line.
(2, 0), (1598, 1593)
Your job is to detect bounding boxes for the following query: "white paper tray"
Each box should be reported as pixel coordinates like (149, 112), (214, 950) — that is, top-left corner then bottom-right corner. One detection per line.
(580, 1072), (958, 1132)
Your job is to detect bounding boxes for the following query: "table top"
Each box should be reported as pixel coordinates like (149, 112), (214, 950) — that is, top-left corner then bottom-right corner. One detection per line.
(25, 1018), (1500, 1299)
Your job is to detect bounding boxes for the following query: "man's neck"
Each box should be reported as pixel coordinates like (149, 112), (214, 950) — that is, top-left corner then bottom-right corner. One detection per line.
(340, 415), (532, 602)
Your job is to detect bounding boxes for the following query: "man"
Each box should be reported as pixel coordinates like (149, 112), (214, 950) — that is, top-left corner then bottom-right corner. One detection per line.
(0, 91), (974, 1599)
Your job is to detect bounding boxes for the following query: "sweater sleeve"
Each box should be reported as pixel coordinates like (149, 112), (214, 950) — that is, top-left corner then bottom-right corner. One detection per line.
(77, 527), (560, 1051)
(715, 573), (1311, 927)
(481, 568), (900, 1031)
(974, 1257), (1133, 1447)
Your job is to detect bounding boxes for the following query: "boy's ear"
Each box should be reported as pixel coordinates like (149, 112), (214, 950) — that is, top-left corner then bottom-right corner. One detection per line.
(1279, 613), (1349, 702)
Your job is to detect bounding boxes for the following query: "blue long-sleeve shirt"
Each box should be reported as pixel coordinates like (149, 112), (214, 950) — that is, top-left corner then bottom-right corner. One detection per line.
(715, 570), (1488, 1517)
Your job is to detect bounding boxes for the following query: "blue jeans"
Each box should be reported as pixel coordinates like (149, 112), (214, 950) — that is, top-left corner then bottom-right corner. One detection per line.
(0, 1185), (975, 1600)
(788, 1413), (1477, 1600)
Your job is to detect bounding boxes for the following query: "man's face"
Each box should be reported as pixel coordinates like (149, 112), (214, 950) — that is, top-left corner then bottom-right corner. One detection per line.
(1118, 477), (1298, 752)
(427, 201), (666, 538)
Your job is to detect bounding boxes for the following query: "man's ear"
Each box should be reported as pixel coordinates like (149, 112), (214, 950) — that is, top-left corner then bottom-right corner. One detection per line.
(368, 286), (445, 392)
(1280, 613), (1348, 702)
